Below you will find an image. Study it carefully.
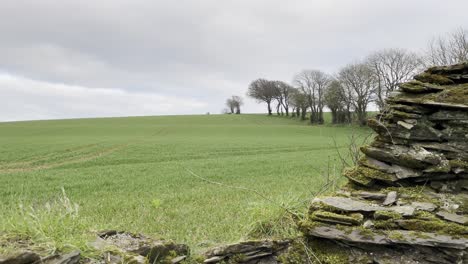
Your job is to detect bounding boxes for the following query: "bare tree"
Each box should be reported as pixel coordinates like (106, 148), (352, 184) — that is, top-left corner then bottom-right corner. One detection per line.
(273, 83), (284, 116)
(247, 79), (279, 115)
(225, 98), (236, 114)
(232, 96), (243, 114)
(426, 28), (468, 66)
(367, 48), (423, 110)
(338, 62), (376, 126)
(293, 70), (331, 124)
(324, 79), (347, 124)
(275, 81), (294, 116)
(289, 88), (308, 120)
(225, 96), (243, 114)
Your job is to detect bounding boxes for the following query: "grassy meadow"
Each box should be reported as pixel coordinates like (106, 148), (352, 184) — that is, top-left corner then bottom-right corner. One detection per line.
(0, 114), (371, 254)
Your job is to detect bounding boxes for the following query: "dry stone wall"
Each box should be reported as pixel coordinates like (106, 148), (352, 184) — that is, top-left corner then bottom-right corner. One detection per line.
(297, 63), (468, 264)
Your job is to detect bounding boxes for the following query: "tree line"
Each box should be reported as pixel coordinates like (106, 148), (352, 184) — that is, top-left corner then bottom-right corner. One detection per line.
(242, 28), (468, 126)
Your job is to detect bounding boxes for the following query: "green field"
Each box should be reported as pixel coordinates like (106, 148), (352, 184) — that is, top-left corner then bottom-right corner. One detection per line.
(0, 114), (370, 254)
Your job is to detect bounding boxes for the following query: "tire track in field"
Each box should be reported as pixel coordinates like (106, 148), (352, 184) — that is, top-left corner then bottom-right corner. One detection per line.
(0, 143), (100, 168)
(0, 144), (128, 174)
(0, 127), (169, 174)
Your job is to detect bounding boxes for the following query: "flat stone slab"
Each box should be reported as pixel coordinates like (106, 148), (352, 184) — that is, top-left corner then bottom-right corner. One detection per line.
(411, 202), (437, 212)
(0, 252), (40, 264)
(308, 226), (467, 250)
(354, 191), (387, 200)
(313, 197), (415, 216)
(91, 231), (188, 264)
(383, 191), (398, 206)
(37, 251), (80, 264)
(436, 211), (468, 225)
(204, 240), (290, 263)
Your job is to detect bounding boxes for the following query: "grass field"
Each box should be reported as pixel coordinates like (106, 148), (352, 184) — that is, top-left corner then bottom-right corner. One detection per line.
(0, 114), (370, 254)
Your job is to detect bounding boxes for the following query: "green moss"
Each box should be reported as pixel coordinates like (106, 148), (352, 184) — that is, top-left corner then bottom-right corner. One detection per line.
(409, 231), (432, 239)
(343, 167), (375, 186)
(388, 231), (404, 240)
(449, 159), (468, 170)
(373, 220), (399, 230)
(385, 186), (424, 197)
(414, 73), (455, 85)
(310, 210), (363, 226)
(224, 254), (246, 263)
(278, 240), (350, 264)
(353, 166), (396, 182)
(374, 210), (402, 220)
(356, 226), (375, 239)
(297, 219), (321, 234)
(413, 211), (438, 221)
(453, 195), (468, 215)
(421, 84), (468, 104)
(309, 201), (344, 214)
(399, 80), (445, 93)
(397, 219), (468, 236)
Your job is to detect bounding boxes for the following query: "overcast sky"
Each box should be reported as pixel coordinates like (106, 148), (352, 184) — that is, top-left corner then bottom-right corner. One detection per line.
(1, 0), (467, 121)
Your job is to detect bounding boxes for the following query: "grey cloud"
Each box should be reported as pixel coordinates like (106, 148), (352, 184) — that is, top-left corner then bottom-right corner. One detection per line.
(1, 0), (467, 121)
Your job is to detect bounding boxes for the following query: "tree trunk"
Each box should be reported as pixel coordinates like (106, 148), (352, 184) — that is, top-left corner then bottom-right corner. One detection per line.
(301, 107), (307, 120)
(358, 110), (367, 126)
(318, 108), (324, 124)
(267, 101), (272, 115)
(310, 110), (318, 124)
(331, 109), (337, 124)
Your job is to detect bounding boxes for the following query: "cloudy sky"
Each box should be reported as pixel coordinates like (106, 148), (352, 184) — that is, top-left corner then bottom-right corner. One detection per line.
(1, 0), (467, 121)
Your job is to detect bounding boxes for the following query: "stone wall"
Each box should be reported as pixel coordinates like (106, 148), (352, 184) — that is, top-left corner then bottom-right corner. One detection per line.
(295, 63), (468, 264)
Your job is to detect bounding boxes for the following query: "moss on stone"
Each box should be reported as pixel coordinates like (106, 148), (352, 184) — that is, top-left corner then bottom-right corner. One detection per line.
(344, 165), (398, 185)
(311, 210), (363, 226)
(356, 226), (375, 239)
(373, 220), (399, 230)
(388, 231), (405, 241)
(343, 167), (375, 186)
(397, 219), (468, 236)
(414, 72), (455, 85)
(278, 240), (350, 264)
(399, 80), (445, 93)
(449, 159), (468, 170)
(353, 166), (397, 182)
(309, 201), (344, 214)
(297, 219), (321, 234)
(374, 210), (403, 221)
(413, 211), (438, 221)
(391, 110), (421, 119)
(432, 84), (468, 104)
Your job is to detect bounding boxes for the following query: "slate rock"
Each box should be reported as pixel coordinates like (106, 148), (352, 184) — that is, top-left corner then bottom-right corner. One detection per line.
(0, 252), (40, 264)
(92, 231), (189, 264)
(312, 197), (415, 216)
(383, 191), (398, 206)
(436, 211), (468, 225)
(354, 191), (387, 200)
(35, 251), (80, 264)
(203, 240), (289, 263)
(411, 202), (437, 212)
(307, 226), (467, 249)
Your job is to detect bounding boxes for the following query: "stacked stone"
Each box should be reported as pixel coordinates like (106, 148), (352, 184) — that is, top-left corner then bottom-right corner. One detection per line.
(300, 63), (468, 264)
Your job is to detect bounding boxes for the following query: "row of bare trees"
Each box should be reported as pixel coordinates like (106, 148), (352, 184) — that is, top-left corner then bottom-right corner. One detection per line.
(225, 96), (243, 114)
(247, 28), (468, 126)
